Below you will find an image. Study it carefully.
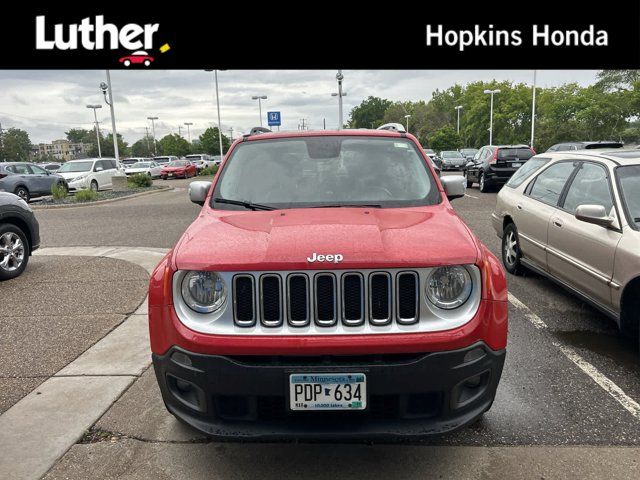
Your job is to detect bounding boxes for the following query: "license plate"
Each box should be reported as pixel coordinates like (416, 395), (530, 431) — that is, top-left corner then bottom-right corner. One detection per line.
(512, 162), (522, 168)
(168, 173), (173, 177)
(289, 373), (366, 411)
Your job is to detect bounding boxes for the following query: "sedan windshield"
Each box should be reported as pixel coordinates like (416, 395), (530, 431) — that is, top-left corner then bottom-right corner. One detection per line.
(442, 151), (464, 158)
(616, 165), (640, 228)
(131, 162), (151, 168)
(213, 136), (439, 209)
(57, 161), (93, 173)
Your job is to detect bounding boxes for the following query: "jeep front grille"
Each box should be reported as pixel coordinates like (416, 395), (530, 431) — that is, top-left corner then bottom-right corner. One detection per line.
(233, 270), (422, 328)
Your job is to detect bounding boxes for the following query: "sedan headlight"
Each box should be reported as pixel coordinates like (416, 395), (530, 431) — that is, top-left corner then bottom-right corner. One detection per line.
(425, 266), (473, 309)
(181, 271), (227, 313)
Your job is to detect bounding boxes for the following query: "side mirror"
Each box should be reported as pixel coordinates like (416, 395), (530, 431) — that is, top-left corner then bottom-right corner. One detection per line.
(95, 167), (103, 172)
(440, 175), (466, 200)
(189, 181), (212, 206)
(575, 204), (614, 227)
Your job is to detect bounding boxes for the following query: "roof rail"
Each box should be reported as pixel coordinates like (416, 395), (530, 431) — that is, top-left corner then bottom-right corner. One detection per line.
(376, 123), (406, 133)
(244, 126), (272, 138)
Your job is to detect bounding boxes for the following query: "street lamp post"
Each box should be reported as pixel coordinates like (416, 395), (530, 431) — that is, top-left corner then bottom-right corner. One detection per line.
(86, 104), (103, 158)
(100, 70), (119, 162)
(147, 116), (158, 155)
(184, 122), (193, 144)
(455, 105), (463, 135)
(483, 89), (501, 145)
(204, 69), (225, 156)
(251, 95), (267, 127)
(404, 114), (411, 133)
(530, 70), (537, 149)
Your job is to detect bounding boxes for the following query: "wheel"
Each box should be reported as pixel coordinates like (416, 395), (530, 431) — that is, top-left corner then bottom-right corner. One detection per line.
(464, 170), (473, 188)
(90, 180), (99, 192)
(479, 172), (490, 193)
(56, 181), (68, 196)
(144, 60), (151, 67)
(14, 186), (30, 202)
(124, 60), (131, 67)
(0, 224), (29, 281)
(147, 172), (152, 177)
(502, 223), (525, 275)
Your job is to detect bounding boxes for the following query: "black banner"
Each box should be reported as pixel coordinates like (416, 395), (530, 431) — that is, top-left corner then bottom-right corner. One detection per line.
(2, 3), (639, 69)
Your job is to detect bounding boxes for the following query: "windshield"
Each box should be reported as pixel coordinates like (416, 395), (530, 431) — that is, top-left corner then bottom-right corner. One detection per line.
(58, 161), (93, 173)
(131, 162), (151, 168)
(212, 136), (439, 209)
(460, 149), (477, 155)
(616, 165), (640, 229)
(442, 151), (463, 158)
(168, 161), (188, 167)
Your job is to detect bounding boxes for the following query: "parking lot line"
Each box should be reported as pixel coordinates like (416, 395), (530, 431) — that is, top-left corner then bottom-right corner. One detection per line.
(508, 292), (640, 421)
(464, 193), (479, 199)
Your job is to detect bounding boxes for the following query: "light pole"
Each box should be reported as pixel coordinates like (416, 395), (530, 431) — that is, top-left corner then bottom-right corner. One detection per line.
(251, 95), (267, 127)
(86, 104), (103, 158)
(204, 70), (225, 156)
(404, 114), (411, 133)
(483, 89), (501, 145)
(147, 116), (158, 155)
(334, 70), (345, 129)
(455, 105), (463, 135)
(100, 71), (119, 162)
(184, 122), (193, 144)
(530, 70), (537, 149)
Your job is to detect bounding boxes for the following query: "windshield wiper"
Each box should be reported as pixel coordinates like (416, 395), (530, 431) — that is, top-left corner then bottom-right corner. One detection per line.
(308, 204), (382, 209)
(213, 197), (276, 211)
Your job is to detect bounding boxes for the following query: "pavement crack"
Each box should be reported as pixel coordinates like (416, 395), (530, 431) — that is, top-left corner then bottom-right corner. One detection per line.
(80, 426), (211, 445)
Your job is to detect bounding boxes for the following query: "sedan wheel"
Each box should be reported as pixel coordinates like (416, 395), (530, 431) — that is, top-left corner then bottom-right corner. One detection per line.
(14, 186), (30, 202)
(479, 173), (489, 193)
(502, 223), (525, 275)
(0, 227), (29, 280)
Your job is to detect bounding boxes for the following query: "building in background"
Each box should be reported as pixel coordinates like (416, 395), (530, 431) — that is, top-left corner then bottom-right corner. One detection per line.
(31, 139), (91, 162)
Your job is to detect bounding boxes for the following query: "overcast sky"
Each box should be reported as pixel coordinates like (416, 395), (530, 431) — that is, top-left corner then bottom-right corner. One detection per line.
(0, 70), (599, 145)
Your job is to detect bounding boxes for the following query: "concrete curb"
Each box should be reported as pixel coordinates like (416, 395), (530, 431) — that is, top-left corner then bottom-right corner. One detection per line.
(0, 246), (168, 480)
(30, 186), (172, 210)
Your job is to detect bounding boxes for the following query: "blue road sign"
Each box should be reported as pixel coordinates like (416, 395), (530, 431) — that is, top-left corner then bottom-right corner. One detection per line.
(267, 111), (281, 127)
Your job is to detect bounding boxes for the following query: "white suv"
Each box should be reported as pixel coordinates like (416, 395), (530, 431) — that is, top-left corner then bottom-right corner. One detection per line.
(56, 158), (124, 192)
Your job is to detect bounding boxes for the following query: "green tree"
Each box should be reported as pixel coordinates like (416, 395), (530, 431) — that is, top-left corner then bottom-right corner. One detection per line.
(158, 134), (191, 157)
(130, 135), (155, 157)
(87, 133), (129, 158)
(429, 126), (462, 152)
(348, 96), (393, 129)
(199, 127), (230, 155)
(65, 128), (95, 144)
(0, 128), (32, 161)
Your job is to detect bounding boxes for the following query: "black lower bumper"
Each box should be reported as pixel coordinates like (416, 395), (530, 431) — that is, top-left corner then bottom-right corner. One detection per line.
(152, 342), (505, 440)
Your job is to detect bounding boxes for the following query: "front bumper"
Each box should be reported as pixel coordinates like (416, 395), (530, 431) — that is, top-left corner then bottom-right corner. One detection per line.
(152, 342), (505, 440)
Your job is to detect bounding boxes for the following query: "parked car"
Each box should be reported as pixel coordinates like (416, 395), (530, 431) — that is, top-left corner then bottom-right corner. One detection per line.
(0, 162), (68, 202)
(122, 157), (148, 167)
(56, 158), (123, 192)
(459, 148), (479, 161)
(210, 155), (222, 166)
(42, 163), (62, 173)
(148, 126), (507, 440)
(0, 192), (40, 280)
(124, 161), (163, 178)
(423, 149), (442, 169)
(440, 151), (467, 170)
(465, 145), (535, 192)
(154, 156), (178, 166)
(546, 141), (623, 152)
(119, 50), (154, 67)
(159, 160), (197, 179)
(492, 150), (640, 346)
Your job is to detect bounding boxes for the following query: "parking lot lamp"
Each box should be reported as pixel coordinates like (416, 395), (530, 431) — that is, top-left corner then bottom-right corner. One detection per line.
(147, 117), (158, 155)
(184, 122), (193, 144)
(455, 105), (463, 134)
(204, 70), (225, 157)
(404, 114), (411, 133)
(100, 71), (119, 161)
(251, 95), (268, 127)
(483, 89), (501, 145)
(335, 70), (345, 128)
(531, 70), (537, 149)
(86, 104), (103, 158)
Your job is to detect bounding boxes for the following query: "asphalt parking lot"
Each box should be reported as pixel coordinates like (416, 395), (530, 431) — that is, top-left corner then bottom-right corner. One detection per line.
(2, 174), (639, 479)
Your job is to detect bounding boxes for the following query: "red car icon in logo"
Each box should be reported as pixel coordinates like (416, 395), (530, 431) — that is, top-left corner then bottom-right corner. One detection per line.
(119, 51), (154, 67)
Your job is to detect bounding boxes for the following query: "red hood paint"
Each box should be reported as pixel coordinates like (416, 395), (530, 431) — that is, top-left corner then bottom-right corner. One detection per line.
(173, 205), (480, 271)
(162, 166), (186, 172)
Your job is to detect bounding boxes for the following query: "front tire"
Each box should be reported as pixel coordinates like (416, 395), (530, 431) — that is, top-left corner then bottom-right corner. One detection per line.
(0, 224), (29, 281)
(479, 172), (490, 193)
(90, 180), (99, 192)
(464, 170), (474, 188)
(14, 186), (30, 202)
(502, 223), (525, 275)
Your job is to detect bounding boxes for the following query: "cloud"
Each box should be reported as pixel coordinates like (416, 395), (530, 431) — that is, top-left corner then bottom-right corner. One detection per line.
(0, 69), (599, 144)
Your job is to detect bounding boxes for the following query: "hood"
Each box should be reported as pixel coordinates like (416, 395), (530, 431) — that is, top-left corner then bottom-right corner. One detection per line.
(162, 166), (185, 172)
(125, 168), (148, 173)
(58, 171), (90, 180)
(174, 206), (480, 271)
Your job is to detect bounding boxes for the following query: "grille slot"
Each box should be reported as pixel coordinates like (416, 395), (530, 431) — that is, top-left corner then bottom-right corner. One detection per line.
(369, 272), (391, 325)
(233, 275), (255, 326)
(315, 274), (337, 326)
(342, 273), (364, 326)
(260, 275), (283, 327)
(397, 271), (419, 324)
(287, 274), (310, 327)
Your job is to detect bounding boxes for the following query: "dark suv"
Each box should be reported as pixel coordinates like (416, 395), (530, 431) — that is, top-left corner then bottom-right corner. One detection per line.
(464, 145), (535, 192)
(546, 141), (623, 152)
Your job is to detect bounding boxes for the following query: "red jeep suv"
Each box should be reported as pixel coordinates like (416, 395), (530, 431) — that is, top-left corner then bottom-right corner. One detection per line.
(148, 125), (508, 439)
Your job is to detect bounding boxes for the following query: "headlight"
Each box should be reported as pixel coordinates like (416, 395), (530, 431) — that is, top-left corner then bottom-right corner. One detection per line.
(181, 271), (227, 313)
(71, 175), (87, 183)
(425, 266), (472, 309)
